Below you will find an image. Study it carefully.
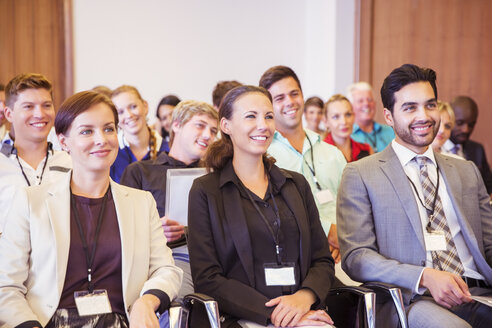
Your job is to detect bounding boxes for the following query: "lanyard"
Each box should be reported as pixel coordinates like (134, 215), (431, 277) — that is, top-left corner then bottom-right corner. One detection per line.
(240, 180), (283, 264)
(14, 142), (52, 186)
(362, 130), (377, 150)
(406, 161), (440, 233)
(303, 132), (322, 191)
(70, 185), (110, 293)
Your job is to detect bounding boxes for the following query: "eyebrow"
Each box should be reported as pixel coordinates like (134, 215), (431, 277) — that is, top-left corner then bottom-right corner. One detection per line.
(401, 98), (436, 107)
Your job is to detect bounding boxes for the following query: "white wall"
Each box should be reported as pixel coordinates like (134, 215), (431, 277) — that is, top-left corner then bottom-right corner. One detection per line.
(73, 0), (356, 117)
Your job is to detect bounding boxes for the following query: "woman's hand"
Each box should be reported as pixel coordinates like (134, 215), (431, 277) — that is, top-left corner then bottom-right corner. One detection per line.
(129, 294), (160, 328)
(160, 216), (185, 242)
(265, 289), (316, 327)
(296, 310), (334, 326)
(328, 224), (341, 263)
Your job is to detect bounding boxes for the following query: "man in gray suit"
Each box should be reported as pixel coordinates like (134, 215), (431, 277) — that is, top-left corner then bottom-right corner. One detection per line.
(337, 63), (492, 327)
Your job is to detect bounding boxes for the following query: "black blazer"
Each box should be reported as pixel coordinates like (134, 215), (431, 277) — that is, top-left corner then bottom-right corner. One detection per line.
(463, 140), (492, 194)
(187, 162), (335, 326)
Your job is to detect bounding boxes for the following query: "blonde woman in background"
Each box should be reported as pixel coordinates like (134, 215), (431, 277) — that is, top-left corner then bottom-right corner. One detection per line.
(322, 94), (373, 162)
(110, 85), (169, 183)
(432, 101), (456, 153)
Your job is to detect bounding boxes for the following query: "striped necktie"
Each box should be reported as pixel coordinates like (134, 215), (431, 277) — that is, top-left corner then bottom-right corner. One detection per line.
(415, 156), (464, 275)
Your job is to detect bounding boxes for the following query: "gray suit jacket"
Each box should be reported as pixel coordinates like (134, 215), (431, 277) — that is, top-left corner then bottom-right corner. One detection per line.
(337, 146), (492, 304)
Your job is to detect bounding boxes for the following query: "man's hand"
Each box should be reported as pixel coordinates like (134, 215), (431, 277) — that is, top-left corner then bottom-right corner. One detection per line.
(129, 294), (160, 328)
(296, 310), (334, 326)
(420, 268), (472, 308)
(265, 289), (316, 327)
(160, 216), (185, 242)
(328, 224), (341, 263)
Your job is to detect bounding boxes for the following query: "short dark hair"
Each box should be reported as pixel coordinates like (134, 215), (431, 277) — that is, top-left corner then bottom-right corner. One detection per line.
(0, 83), (5, 92)
(5, 73), (53, 109)
(212, 80), (242, 108)
(380, 64), (437, 113)
(259, 65), (302, 92)
(204, 85), (274, 171)
(55, 91), (118, 135)
(451, 95), (478, 116)
(304, 96), (324, 113)
(156, 94), (181, 118)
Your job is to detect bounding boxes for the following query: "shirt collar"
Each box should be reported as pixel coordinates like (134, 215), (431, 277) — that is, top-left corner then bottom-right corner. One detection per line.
(391, 139), (436, 168)
(353, 121), (381, 134)
(442, 139), (458, 152)
(219, 158), (288, 193)
(155, 152), (199, 167)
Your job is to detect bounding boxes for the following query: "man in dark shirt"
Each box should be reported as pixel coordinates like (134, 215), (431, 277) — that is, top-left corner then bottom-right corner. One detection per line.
(442, 96), (492, 195)
(120, 100), (218, 298)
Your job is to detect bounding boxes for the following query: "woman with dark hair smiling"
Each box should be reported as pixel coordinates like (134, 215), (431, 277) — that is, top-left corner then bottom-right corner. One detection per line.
(0, 91), (182, 328)
(188, 85), (335, 328)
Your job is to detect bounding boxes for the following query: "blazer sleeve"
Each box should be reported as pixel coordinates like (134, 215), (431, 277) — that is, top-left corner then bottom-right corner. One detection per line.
(139, 191), (183, 303)
(187, 179), (274, 325)
(337, 164), (424, 295)
(295, 175), (335, 305)
(472, 162), (492, 267)
(0, 188), (41, 327)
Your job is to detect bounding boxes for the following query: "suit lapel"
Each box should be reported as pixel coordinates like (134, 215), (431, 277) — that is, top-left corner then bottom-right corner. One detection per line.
(111, 180), (135, 296)
(378, 147), (426, 249)
(221, 182), (256, 287)
(45, 173), (72, 299)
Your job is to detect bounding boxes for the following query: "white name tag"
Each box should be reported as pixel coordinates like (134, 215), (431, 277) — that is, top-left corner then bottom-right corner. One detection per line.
(424, 231), (447, 251)
(74, 290), (112, 316)
(315, 189), (334, 204)
(264, 264), (296, 286)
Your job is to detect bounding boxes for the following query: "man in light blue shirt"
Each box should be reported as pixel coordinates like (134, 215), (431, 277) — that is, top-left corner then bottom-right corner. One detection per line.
(259, 66), (346, 263)
(347, 82), (394, 152)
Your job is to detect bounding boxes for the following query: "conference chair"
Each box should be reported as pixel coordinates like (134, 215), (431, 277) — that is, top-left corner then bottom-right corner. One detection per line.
(363, 282), (408, 328)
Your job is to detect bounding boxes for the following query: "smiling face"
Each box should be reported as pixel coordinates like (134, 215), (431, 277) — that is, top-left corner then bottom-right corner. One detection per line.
(221, 92), (275, 159)
(432, 110), (453, 150)
(171, 113), (218, 163)
(158, 104), (175, 132)
(351, 89), (376, 126)
(304, 105), (323, 132)
(267, 77), (304, 133)
(4, 88), (54, 145)
(384, 81), (439, 154)
(324, 100), (355, 140)
(112, 91), (148, 136)
(58, 103), (118, 174)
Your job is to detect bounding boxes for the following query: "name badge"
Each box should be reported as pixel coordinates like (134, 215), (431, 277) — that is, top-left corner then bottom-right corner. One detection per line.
(424, 231), (447, 251)
(315, 189), (334, 204)
(74, 290), (112, 316)
(264, 263), (296, 286)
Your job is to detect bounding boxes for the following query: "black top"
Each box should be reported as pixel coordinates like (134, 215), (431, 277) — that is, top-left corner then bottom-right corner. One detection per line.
(120, 152), (200, 217)
(188, 160), (335, 326)
(59, 192), (125, 314)
(226, 164), (301, 299)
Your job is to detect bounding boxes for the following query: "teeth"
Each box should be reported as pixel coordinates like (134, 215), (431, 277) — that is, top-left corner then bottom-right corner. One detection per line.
(197, 141), (207, 147)
(413, 126), (429, 131)
(251, 136), (267, 141)
(285, 110), (296, 115)
(31, 123), (46, 127)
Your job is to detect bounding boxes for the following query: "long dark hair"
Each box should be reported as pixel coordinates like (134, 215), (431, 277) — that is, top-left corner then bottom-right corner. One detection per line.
(203, 85), (276, 171)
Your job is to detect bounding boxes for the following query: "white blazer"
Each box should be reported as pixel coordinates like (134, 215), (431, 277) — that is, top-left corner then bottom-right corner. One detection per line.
(0, 173), (183, 327)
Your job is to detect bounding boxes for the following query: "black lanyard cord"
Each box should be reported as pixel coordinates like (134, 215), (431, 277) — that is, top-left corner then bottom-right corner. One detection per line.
(406, 161), (440, 233)
(240, 179), (282, 264)
(15, 142), (52, 186)
(303, 132), (322, 191)
(70, 185), (110, 293)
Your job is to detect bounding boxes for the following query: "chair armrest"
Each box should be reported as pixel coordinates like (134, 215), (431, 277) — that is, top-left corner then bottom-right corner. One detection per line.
(182, 293), (221, 328)
(362, 282), (408, 328)
(327, 286), (375, 328)
(169, 301), (189, 328)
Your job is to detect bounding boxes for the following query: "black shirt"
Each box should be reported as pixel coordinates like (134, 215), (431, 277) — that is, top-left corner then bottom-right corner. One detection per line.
(222, 163), (301, 299)
(120, 152), (200, 217)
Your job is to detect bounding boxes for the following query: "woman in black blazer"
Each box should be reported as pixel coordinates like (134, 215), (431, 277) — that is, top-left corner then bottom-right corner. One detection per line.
(188, 85), (335, 327)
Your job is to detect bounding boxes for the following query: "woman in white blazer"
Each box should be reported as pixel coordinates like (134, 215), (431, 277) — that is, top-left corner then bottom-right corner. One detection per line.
(0, 91), (182, 328)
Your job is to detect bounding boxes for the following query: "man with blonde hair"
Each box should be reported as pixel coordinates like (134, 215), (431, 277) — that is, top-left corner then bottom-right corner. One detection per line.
(121, 100), (218, 299)
(347, 81), (394, 152)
